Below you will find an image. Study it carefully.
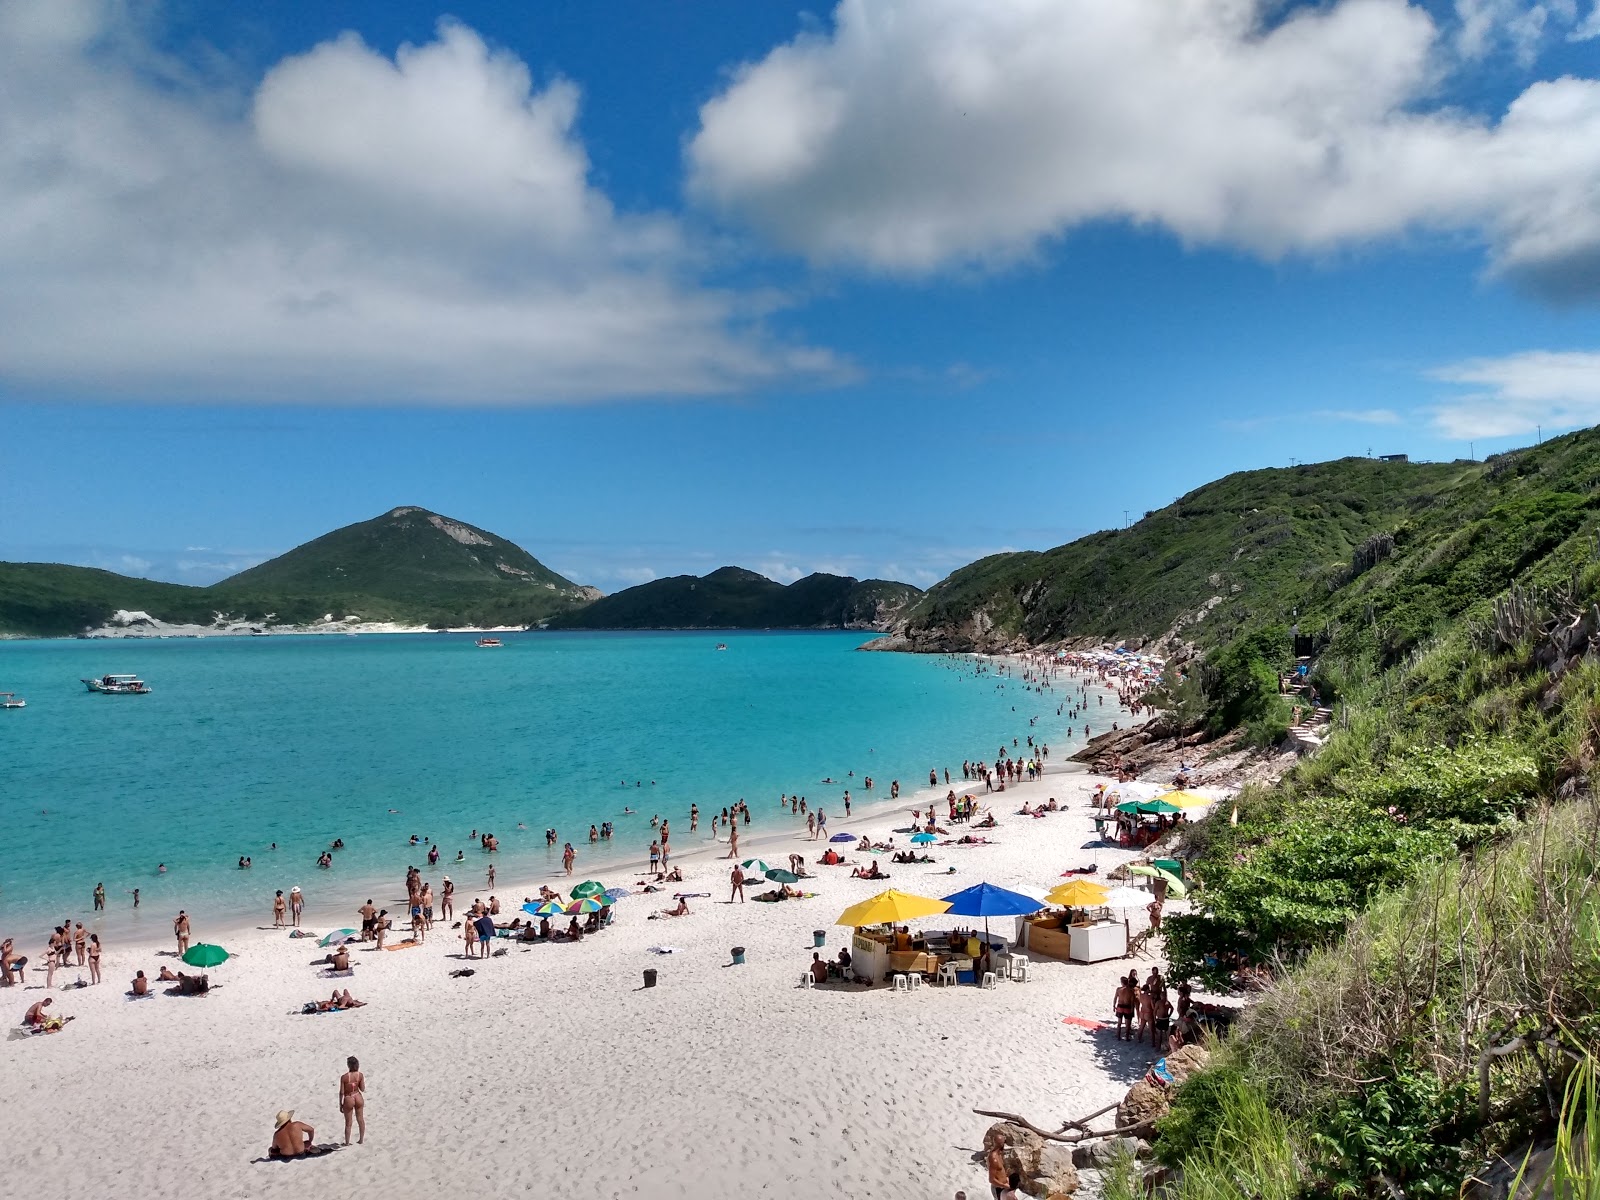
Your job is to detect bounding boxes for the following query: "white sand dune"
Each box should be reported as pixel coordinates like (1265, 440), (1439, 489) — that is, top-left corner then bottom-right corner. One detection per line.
(2, 769), (1173, 1199)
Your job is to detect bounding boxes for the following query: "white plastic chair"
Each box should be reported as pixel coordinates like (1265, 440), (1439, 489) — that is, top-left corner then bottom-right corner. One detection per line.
(1008, 953), (1030, 981)
(800, 972), (814, 989)
(937, 963), (960, 987)
(906, 972), (923, 992)
(892, 973), (909, 992)
(981, 971), (998, 990)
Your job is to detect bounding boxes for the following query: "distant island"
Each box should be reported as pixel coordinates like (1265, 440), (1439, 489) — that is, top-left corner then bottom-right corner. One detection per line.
(547, 566), (920, 631)
(0, 507), (920, 638)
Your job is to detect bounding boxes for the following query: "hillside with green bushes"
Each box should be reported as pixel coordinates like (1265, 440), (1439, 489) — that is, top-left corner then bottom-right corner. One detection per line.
(1068, 428), (1600, 1196)
(885, 456), (1471, 652)
(0, 507), (596, 636)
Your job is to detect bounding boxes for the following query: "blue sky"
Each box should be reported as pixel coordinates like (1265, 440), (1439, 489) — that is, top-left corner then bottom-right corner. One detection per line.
(2, 0), (1599, 592)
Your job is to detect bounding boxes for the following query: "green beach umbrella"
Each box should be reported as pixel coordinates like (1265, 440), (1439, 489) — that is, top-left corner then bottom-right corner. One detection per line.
(570, 880), (607, 899)
(764, 868), (801, 884)
(739, 859), (773, 874)
(1128, 864), (1188, 898)
(318, 929), (358, 947)
(182, 943), (229, 967)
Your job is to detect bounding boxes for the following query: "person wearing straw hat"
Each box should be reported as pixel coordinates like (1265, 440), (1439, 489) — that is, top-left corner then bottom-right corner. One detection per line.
(269, 1110), (317, 1158)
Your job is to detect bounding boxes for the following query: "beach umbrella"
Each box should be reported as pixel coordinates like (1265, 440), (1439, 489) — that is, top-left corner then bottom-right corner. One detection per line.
(764, 868), (801, 884)
(318, 929), (358, 947)
(601, 887), (630, 903)
(941, 882), (1045, 962)
(835, 889), (950, 928)
(739, 858), (774, 874)
(1047, 880), (1109, 907)
(1101, 886), (1156, 909)
(829, 832), (855, 843)
(1128, 865), (1188, 898)
(570, 880), (607, 899)
(564, 896), (606, 915)
(181, 943), (229, 967)
(910, 832), (938, 845)
(1157, 790), (1211, 809)
(523, 899), (566, 917)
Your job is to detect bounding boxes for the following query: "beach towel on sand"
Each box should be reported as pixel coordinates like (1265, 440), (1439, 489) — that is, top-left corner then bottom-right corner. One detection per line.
(646, 946), (682, 955)
(1062, 1016), (1109, 1031)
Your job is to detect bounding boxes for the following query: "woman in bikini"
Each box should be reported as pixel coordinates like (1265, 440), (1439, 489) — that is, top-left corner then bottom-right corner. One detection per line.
(339, 1055), (366, 1145)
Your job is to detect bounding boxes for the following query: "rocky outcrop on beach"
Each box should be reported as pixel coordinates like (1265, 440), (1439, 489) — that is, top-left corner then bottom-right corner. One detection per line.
(981, 1124), (1081, 1197)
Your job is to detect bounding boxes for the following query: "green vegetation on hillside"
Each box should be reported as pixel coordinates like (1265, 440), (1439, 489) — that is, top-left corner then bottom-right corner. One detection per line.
(0, 507), (594, 636)
(1074, 429), (1600, 1195)
(549, 567), (919, 630)
(891, 457), (1470, 651)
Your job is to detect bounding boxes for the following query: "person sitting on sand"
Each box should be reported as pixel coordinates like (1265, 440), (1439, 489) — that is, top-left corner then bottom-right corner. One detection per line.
(23, 997), (69, 1032)
(820, 848), (842, 866)
(833, 946), (853, 978)
(850, 860), (885, 880)
(269, 1110), (321, 1158)
(856, 836), (872, 852)
(564, 917), (583, 941)
(323, 946), (351, 972)
(660, 896), (690, 917)
(130, 970), (150, 995)
(810, 953), (830, 985)
(664, 866), (683, 882)
(1019, 801), (1033, 815)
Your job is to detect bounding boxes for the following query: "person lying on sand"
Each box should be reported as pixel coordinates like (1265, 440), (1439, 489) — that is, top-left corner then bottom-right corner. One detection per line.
(157, 966), (181, 982)
(317, 989), (364, 1011)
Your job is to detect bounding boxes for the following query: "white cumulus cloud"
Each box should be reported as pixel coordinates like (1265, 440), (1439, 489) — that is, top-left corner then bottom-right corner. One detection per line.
(687, 0), (1600, 298)
(1430, 350), (1600, 437)
(0, 1), (837, 403)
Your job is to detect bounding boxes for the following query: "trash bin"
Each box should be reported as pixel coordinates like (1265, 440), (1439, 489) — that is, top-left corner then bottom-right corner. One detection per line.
(731, 946), (746, 965)
(1154, 858), (1183, 881)
(812, 930), (826, 948)
(642, 968), (657, 988)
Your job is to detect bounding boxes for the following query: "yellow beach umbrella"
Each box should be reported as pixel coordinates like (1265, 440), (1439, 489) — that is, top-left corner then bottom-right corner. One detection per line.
(1046, 880), (1109, 906)
(1158, 790), (1211, 809)
(835, 888), (951, 928)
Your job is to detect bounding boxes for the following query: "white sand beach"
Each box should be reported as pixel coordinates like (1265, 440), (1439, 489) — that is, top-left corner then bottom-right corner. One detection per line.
(2, 759), (1189, 1199)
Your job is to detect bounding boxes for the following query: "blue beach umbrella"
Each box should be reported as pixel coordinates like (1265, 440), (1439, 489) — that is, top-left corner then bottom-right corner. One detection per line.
(939, 882), (1046, 971)
(910, 832), (937, 845)
(829, 832), (855, 843)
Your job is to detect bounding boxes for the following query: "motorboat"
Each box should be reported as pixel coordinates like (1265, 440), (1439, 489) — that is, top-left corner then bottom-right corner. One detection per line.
(715, 643), (728, 651)
(82, 674), (151, 694)
(476, 637), (503, 648)
(0, 692), (24, 708)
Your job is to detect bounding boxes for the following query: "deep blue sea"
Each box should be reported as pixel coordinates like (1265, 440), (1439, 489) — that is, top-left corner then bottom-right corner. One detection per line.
(0, 631), (1111, 937)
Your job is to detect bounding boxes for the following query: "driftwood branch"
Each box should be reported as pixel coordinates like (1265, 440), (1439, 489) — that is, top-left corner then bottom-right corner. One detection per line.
(972, 1108), (1149, 1145)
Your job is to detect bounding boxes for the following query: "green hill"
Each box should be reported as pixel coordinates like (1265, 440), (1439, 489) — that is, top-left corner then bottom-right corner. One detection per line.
(884, 456), (1471, 652)
(548, 567), (920, 630)
(0, 507), (597, 636)
(989, 429), (1600, 1197)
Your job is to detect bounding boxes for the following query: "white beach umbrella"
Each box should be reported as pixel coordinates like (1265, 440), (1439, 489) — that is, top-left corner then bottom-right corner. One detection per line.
(1101, 886), (1155, 909)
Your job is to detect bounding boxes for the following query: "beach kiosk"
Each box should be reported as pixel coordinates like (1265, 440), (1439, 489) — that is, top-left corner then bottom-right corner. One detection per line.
(836, 890), (951, 985)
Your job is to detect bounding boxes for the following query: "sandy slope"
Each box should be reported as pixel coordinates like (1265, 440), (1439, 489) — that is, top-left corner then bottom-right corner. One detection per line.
(1, 768), (1190, 1200)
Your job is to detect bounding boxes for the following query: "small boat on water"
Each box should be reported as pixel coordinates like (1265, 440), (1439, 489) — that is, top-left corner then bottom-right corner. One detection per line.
(82, 674), (151, 694)
(476, 637), (503, 648)
(715, 643), (728, 651)
(0, 692), (25, 708)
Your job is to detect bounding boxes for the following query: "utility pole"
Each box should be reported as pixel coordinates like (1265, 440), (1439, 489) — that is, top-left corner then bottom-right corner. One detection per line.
(1122, 510), (1130, 529)
(1538, 425), (1542, 444)
(1469, 441), (1475, 461)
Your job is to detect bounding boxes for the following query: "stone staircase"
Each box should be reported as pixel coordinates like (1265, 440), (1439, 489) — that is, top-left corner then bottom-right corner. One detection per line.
(1281, 673), (1333, 752)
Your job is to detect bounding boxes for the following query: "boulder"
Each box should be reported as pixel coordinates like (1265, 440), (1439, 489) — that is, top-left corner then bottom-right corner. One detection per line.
(982, 1124), (1080, 1197)
(1072, 1137), (1149, 1170)
(1116, 1080), (1171, 1134)
(1164, 1042), (1211, 1084)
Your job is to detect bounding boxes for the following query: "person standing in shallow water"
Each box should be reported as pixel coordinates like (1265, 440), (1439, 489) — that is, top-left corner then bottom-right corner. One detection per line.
(93, 883), (105, 912)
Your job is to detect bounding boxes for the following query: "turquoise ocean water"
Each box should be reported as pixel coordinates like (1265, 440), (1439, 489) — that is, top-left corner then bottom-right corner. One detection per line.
(0, 631), (1112, 938)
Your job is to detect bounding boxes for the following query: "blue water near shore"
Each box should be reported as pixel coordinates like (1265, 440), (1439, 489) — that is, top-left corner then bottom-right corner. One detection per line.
(0, 631), (1111, 936)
